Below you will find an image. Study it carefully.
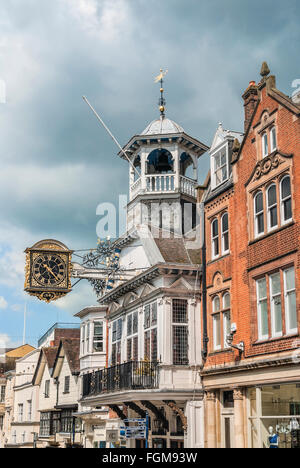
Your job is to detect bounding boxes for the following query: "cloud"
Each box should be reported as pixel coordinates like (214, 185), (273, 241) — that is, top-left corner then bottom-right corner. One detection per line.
(0, 0), (299, 340)
(0, 296), (8, 309)
(54, 281), (97, 314)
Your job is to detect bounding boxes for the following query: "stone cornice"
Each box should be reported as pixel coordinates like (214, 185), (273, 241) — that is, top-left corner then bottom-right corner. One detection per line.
(201, 354), (298, 377)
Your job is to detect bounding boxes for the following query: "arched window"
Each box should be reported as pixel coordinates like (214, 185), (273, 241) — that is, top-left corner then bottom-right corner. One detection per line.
(223, 293), (231, 348)
(211, 219), (219, 259)
(180, 152), (195, 179)
(254, 191), (264, 237)
(280, 175), (292, 224)
(270, 127), (277, 152)
(221, 213), (229, 255)
(262, 132), (268, 157)
(213, 296), (221, 350)
(146, 149), (174, 174)
(267, 184), (278, 231)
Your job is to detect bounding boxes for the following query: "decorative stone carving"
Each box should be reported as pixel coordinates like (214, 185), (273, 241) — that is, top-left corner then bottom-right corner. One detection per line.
(233, 388), (244, 401)
(206, 391), (216, 401)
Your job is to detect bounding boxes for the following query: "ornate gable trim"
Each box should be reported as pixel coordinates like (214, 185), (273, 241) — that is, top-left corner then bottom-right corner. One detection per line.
(168, 276), (194, 291)
(245, 151), (293, 187)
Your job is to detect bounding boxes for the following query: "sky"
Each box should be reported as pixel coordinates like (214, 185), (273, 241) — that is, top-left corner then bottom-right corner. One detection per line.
(0, 0), (299, 348)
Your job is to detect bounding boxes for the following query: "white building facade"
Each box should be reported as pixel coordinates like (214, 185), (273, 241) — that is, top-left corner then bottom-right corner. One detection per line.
(79, 111), (208, 448)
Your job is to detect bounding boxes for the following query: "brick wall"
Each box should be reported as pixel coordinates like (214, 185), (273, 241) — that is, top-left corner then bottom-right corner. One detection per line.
(203, 74), (300, 370)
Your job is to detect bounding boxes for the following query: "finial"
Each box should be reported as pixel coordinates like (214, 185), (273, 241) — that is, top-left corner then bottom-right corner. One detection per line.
(260, 62), (270, 79)
(232, 138), (241, 153)
(154, 69), (168, 118)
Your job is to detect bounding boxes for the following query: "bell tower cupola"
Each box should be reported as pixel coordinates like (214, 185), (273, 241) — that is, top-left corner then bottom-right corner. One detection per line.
(118, 70), (209, 233)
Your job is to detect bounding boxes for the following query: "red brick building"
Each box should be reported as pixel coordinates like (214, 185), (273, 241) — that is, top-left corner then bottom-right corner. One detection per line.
(200, 63), (300, 448)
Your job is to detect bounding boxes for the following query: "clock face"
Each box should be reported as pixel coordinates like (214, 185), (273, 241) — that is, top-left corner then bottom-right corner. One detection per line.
(32, 253), (67, 287)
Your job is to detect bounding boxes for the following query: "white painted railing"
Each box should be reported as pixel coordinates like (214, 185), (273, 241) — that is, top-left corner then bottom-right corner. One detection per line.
(180, 175), (197, 197)
(146, 174), (175, 193)
(130, 178), (141, 199)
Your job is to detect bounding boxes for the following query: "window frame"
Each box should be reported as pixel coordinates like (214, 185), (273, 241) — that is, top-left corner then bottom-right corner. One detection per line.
(211, 218), (220, 259)
(254, 191), (265, 238)
(266, 183), (278, 232)
(256, 277), (269, 341)
(284, 267), (297, 335)
(144, 302), (158, 362)
(127, 310), (139, 361)
(223, 293), (231, 349)
(270, 127), (277, 153)
(93, 320), (104, 353)
(172, 299), (189, 365)
(280, 175), (292, 225)
(269, 272), (283, 338)
(221, 212), (230, 255)
(262, 132), (269, 158)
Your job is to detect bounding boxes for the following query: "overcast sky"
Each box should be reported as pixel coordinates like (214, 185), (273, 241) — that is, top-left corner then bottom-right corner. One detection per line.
(0, 0), (299, 348)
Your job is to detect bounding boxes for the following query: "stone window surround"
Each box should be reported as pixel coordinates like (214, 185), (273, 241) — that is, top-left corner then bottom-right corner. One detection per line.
(248, 168), (293, 242)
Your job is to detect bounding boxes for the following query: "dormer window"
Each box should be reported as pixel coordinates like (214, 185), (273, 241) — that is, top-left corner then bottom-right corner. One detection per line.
(262, 132), (269, 157)
(213, 146), (228, 188)
(270, 127), (277, 152)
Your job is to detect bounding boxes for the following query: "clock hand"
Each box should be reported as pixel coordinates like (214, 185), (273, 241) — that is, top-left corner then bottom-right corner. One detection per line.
(43, 264), (59, 282)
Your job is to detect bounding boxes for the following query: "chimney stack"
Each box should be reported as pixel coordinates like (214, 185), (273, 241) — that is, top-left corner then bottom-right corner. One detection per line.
(242, 81), (258, 133)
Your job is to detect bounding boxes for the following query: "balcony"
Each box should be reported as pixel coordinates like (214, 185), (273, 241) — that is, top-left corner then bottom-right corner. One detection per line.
(82, 361), (159, 397)
(130, 175), (197, 200)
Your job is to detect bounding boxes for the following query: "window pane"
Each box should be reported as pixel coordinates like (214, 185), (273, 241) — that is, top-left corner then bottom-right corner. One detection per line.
(173, 325), (188, 365)
(257, 213), (264, 234)
(271, 128), (277, 150)
(271, 272), (281, 295)
(285, 268), (295, 291)
(151, 329), (157, 362)
(260, 300), (269, 337)
(281, 177), (291, 199)
(284, 199), (292, 221)
(270, 206), (278, 228)
(133, 312), (138, 334)
(172, 299), (188, 323)
(255, 192), (263, 213)
(258, 278), (267, 299)
(213, 238), (219, 256)
(127, 315), (132, 335)
(268, 185), (277, 207)
(223, 293), (230, 309)
(287, 292), (297, 331)
(212, 219), (219, 237)
(214, 314), (221, 348)
(213, 296), (220, 312)
(222, 213), (228, 232)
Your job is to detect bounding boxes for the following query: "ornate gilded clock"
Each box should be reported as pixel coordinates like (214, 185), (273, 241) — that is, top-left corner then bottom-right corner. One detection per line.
(24, 240), (73, 303)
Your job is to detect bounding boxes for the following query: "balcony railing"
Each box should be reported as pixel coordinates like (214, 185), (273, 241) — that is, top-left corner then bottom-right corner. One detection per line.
(82, 361), (159, 397)
(146, 174), (175, 193)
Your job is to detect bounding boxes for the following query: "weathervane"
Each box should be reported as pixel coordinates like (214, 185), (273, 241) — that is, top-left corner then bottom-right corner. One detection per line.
(154, 68), (168, 118)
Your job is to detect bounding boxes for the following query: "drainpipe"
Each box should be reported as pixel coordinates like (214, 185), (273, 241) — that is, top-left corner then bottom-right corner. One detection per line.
(200, 202), (208, 360)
